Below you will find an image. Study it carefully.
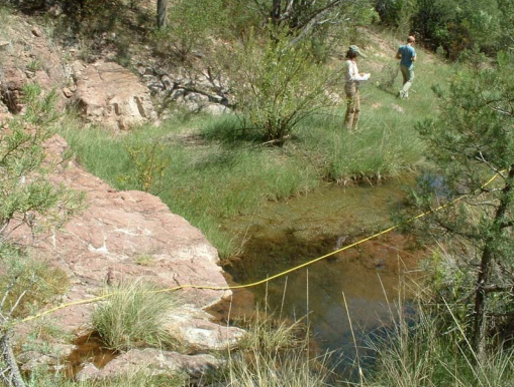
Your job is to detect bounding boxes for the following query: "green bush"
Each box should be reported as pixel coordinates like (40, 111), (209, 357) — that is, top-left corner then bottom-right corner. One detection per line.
(158, 0), (229, 60)
(374, 0), (419, 36)
(375, 0), (503, 58)
(91, 280), (180, 351)
(227, 27), (336, 143)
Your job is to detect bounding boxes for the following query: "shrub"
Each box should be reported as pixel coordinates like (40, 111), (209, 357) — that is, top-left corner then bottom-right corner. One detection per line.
(0, 245), (69, 318)
(91, 280), (180, 351)
(157, 0), (229, 61)
(227, 27), (336, 143)
(0, 84), (82, 384)
(121, 140), (171, 194)
(375, 0), (503, 58)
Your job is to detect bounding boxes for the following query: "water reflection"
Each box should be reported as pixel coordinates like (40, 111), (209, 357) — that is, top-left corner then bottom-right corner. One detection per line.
(223, 177), (422, 368)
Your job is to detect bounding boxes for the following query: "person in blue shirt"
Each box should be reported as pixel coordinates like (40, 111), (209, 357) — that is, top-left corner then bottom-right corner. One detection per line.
(396, 36), (417, 99)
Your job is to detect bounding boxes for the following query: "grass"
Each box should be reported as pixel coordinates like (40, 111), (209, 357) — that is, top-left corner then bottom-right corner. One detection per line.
(223, 349), (332, 387)
(56, 34), (458, 259)
(26, 371), (188, 387)
(358, 245), (514, 387)
(363, 303), (514, 387)
(0, 246), (69, 318)
(0, 4), (14, 38)
(237, 313), (305, 354)
(215, 314), (332, 387)
(133, 255), (154, 266)
(91, 280), (180, 351)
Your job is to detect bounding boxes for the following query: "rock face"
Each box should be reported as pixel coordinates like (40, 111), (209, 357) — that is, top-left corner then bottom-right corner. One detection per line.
(0, 17), (227, 126)
(73, 61), (156, 130)
(0, 21), (66, 114)
(14, 135), (242, 353)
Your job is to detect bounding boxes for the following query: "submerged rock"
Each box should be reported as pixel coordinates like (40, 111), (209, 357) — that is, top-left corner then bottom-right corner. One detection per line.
(166, 305), (245, 352)
(75, 349), (222, 381)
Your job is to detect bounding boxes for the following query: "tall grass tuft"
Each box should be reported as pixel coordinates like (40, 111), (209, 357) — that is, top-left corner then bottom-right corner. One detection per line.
(91, 280), (180, 351)
(224, 349), (331, 387)
(26, 369), (188, 387)
(219, 314), (332, 386)
(364, 298), (514, 387)
(237, 313), (304, 354)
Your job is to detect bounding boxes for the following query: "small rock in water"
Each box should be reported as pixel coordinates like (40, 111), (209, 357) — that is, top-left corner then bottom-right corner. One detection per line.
(335, 235), (348, 249)
(328, 235), (349, 262)
(374, 259), (385, 269)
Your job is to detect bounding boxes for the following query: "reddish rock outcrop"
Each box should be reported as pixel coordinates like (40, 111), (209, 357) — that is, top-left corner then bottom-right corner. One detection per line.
(15, 136), (242, 352)
(73, 61), (156, 130)
(0, 23), (66, 113)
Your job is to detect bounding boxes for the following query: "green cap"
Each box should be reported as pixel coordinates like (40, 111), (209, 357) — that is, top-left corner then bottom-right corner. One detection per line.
(349, 45), (367, 58)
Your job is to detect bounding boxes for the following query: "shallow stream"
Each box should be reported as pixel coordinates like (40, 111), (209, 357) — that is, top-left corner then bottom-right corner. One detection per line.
(66, 176), (422, 377)
(222, 175), (423, 365)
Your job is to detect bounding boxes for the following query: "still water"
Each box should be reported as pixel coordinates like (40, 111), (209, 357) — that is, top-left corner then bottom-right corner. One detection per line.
(222, 176), (422, 364)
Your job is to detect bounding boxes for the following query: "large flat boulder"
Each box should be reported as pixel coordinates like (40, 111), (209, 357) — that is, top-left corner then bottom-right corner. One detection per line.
(14, 135), (238, 352)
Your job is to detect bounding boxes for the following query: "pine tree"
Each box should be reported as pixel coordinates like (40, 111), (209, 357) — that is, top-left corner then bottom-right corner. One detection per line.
(404, 53), (514, 362)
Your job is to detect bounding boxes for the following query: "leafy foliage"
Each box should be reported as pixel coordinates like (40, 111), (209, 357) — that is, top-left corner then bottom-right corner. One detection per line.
(398, 52), (514, 359)
(156, 0), (229, 61)
(227, 27), (337, 142)
(375, 0), (504, 58)
(0, 85), (75, 243)
(0, 84), (83, 385)
(0, 86), (82, 317)
(0, 84), (80, 316)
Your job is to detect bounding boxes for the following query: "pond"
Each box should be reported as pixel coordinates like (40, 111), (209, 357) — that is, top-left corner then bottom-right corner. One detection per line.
(221, 176), (423, 368)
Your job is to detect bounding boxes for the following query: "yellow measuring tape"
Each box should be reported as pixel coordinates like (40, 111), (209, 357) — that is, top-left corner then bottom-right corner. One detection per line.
(20, 171), (503, 325)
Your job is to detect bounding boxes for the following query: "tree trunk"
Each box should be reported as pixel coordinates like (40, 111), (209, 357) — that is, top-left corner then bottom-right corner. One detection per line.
(473, 244), (492, 363)
(1, 330), (25, 387)
(271, 0), (282, 26)
(472, 166), (514, 362)
(157, 0), (167, 28)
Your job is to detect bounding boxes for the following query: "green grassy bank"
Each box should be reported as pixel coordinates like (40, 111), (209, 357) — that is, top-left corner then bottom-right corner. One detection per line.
(58, 50), (455, 258)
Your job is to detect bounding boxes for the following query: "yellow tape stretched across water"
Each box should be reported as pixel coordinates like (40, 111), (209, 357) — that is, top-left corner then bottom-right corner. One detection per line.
(20, 171), (503, 325)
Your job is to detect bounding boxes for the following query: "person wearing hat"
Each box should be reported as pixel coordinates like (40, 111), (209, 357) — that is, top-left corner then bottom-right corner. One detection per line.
(396, 36), (417, 99)
(344, 45), (370, 131)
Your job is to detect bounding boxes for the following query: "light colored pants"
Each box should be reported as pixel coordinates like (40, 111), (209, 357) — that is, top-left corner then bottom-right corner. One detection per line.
(344, 86), (360, 131)
(400, 65), (414, 99)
